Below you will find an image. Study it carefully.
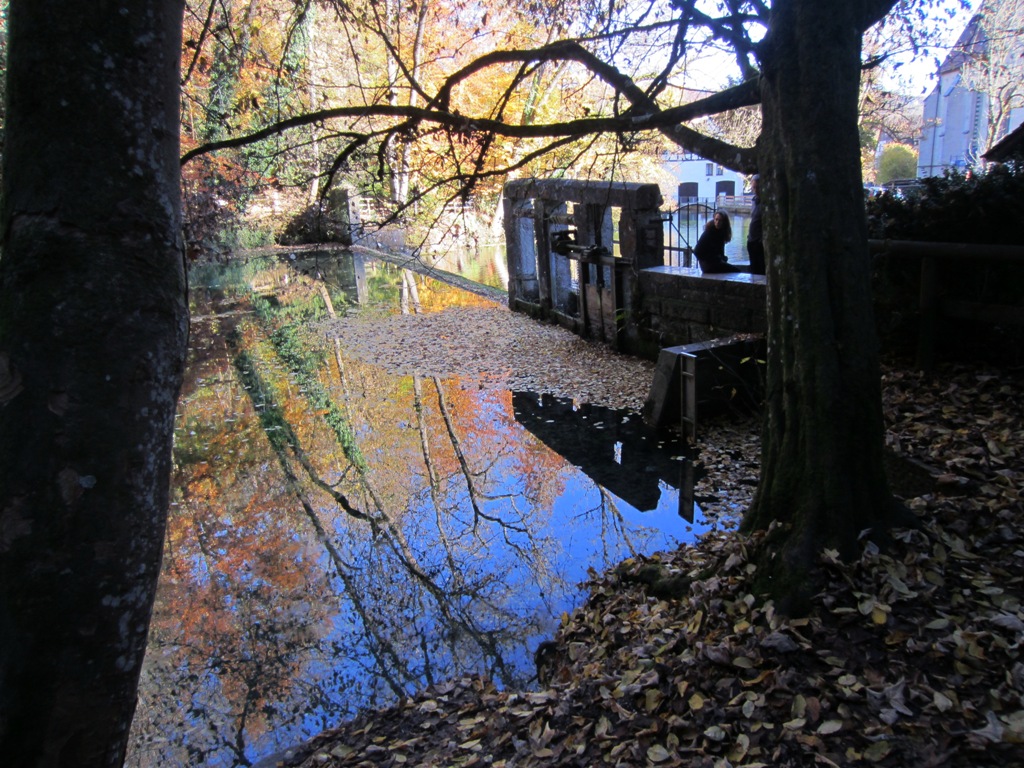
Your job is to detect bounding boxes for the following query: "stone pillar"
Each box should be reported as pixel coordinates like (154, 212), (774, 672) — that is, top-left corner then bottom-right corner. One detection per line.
(327, 187), (354, 246)
(503, 195), (540, 309)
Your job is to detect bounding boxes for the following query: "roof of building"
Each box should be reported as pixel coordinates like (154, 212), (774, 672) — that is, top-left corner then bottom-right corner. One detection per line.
(940, 13), (987, 75)
(983, 122), (1024, 162)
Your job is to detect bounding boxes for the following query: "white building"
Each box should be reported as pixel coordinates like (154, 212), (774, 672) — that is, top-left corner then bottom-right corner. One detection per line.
(658, 151), (748, 207)
(918, 8), (1024, 177)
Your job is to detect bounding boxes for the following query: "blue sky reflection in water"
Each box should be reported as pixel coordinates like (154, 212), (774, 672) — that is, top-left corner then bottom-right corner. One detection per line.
(127, 251), (710, 768)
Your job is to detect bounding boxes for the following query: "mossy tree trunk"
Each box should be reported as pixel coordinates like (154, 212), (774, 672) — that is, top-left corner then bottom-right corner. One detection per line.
(0, 1), (187, 765)
(741, 0), (908, 604)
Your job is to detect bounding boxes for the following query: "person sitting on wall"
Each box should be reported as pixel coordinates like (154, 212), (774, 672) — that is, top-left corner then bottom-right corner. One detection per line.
(693, 211), (742, 274)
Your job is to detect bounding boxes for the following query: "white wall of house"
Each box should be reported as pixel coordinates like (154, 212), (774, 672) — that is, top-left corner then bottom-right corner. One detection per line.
(918, 70), (987, 177)
(917, 2), (1024, 177)
(918, 86), (1024, 178)
(658, 152), (748, 207)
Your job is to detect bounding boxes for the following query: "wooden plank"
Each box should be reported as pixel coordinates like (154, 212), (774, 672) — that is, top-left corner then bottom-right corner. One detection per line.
(585, 284), (603, 340)
(600, 286), (616, 344)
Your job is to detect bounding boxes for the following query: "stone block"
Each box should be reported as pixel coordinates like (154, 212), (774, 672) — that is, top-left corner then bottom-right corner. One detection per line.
(644, 335), (766, 432)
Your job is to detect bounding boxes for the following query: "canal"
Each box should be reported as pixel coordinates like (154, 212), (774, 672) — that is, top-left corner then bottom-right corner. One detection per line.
(126, 249), (718, 768)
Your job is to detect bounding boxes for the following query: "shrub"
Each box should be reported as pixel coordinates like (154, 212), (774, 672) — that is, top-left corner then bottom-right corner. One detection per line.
(866, 164), (1024, 365)
(278, 202), (354, 246)
(876, 144), (918, 185)
(866, 164), (1024, 244)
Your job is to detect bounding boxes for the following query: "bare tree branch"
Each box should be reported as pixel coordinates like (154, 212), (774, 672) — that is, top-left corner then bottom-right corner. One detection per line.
(182, 0), (220, 87)
(181, 78), (759, 168)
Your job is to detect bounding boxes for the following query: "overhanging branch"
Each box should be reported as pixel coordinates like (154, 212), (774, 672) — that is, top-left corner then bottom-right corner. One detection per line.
(181, 23), (763, 174)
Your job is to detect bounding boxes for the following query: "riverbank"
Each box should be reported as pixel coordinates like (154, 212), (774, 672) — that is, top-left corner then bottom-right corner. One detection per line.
(260, 247), (1023, 767)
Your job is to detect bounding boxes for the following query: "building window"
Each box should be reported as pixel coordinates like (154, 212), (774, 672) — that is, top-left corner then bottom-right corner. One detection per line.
(716, 166), (724, 176)
(705, 163), (714, 176)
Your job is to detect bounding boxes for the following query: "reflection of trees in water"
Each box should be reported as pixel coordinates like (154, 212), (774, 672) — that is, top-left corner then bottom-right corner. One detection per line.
(235, 311), (534, 688)
(130, 290), (342, 767)
(595, 484), (642, 564)
(129, 263), (676, 767)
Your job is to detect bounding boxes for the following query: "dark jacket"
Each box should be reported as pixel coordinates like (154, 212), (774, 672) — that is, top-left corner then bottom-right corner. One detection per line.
(693, 225), (739, 273)
(748, 194), (763, 243)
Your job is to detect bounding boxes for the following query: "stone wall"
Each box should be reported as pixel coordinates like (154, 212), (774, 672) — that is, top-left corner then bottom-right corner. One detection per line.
(501, 178), (768, 361)
(635, 266), (767, 354)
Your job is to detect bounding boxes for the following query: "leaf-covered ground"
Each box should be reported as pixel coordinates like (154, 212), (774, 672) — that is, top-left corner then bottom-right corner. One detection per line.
(315, 300), (658, 414)
(273, 279), (1022, 768)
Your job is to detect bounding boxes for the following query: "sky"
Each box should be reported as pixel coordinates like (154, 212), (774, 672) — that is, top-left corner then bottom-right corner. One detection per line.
(879, 0), (977, 96)
(682, 0), (977, 98)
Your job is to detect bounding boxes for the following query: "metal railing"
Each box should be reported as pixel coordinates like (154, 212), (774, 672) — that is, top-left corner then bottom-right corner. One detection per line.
(662, 200), (715, 268)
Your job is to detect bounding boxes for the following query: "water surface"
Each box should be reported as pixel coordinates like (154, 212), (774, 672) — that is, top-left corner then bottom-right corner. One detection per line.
(127, 251), (708, 767)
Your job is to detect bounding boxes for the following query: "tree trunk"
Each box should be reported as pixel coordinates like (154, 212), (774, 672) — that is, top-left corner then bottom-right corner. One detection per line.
(741, 0), (907, 605)
(0, 2), (187, 766)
